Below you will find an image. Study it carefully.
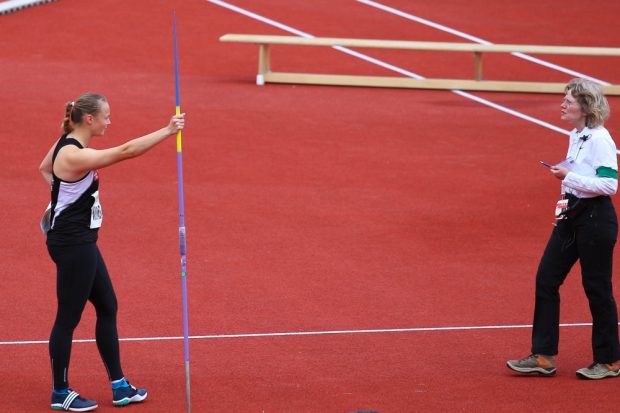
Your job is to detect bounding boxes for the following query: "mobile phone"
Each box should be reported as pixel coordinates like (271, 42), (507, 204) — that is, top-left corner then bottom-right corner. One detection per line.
(539, 161), (552, 168)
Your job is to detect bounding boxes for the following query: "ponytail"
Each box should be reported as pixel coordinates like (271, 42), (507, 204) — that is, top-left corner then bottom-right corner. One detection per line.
(61, 101), (75, 134)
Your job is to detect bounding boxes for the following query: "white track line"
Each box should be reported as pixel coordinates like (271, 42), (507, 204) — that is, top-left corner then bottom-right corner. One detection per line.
(0, 322), (596, 346)
(207, 0), (424, 79)
(357, 0), (610, 86)
(207, 0), (569, 136)
(0, 0), (56, 15)
(207, 0), (313, 38)
(355, 0), (620, 152)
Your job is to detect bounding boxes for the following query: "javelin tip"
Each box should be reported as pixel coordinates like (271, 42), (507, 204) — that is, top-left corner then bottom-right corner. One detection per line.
(172, 10), (181, 108)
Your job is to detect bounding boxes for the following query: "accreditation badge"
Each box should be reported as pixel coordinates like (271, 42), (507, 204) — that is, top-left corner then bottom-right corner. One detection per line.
(90, 190), (103, 229)
(555, 198), (569, 219)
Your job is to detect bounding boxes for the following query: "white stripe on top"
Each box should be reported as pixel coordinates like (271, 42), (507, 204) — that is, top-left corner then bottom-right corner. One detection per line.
(51, 171), (95, 228)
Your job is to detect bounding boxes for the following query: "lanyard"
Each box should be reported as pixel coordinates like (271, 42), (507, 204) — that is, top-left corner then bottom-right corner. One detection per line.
(574, 133), (591, 161)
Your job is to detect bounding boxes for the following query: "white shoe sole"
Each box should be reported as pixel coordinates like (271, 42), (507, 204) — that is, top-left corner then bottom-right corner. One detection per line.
(576, 369), (620, 380)
(51, 403), (98, 412)
(113, 391), (147, 406)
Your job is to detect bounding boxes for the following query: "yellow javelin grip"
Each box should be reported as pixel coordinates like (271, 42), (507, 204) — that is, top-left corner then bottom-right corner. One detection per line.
(176, 106), (182, 153)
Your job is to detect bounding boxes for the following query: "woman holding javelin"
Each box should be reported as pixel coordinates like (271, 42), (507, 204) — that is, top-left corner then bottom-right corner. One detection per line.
(39, 93), (185, 411)
(507, 78), (620, 379)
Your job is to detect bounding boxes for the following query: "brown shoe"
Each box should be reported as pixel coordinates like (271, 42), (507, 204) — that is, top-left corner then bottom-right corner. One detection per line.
(507, 354), (556, 376)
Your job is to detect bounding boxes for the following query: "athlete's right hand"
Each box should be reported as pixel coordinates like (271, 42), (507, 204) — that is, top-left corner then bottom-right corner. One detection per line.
(167, 113), (186, 135)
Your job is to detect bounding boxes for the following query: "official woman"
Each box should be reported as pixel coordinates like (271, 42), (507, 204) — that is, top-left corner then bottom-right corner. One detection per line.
(507, 78), (620, 380)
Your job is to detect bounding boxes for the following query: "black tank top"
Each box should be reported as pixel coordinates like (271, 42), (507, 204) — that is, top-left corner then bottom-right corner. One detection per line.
(46, 135), (102, 246)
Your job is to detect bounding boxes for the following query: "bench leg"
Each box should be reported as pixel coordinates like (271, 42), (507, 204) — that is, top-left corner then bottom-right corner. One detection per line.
(257, 44), (271, 85)
(474, 51), (483, 81)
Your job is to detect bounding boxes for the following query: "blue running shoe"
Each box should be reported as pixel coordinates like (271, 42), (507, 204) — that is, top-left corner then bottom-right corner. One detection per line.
(50, 389), (98, 411)
(112, 382), (147, 407)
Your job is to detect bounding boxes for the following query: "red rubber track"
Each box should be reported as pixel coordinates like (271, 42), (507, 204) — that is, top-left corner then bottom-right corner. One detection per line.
(2, 0), (620, 411)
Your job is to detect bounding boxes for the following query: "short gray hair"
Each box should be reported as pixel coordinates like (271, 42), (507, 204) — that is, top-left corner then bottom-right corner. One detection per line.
(565, 78), (610, 128)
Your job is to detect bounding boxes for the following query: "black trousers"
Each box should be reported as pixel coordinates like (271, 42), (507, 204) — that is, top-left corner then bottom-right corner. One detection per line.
(531, 195), (620, 363)
(47, 242), (123, 390)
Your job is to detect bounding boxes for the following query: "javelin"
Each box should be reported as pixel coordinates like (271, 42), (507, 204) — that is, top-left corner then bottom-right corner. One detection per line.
(173, 10), (191, 413)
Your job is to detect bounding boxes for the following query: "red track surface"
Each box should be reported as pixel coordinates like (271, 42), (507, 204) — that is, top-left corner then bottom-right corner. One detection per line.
(2, 0), (620, 411)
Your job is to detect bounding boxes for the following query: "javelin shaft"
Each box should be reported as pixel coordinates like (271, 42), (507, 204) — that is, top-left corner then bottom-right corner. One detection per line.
(173, 11), (191, 413)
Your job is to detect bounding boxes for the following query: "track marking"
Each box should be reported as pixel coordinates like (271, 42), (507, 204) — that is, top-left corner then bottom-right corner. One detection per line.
(206, 0), (569, 136)
(0, 0), (56, 15)
(0, 322), (597, 346)
(357, 0), (610, 86)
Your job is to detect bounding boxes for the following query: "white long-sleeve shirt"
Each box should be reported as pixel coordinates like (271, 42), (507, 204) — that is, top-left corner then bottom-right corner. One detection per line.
(562, 125), (618, 198)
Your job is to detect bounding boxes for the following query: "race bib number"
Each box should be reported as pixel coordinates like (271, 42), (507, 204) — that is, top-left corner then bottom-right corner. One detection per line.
(90, 190), (103, 229)
(555, 198), (568, 219)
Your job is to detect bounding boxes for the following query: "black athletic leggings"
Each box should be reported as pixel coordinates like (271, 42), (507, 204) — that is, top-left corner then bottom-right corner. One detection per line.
(47, 242), (123, 390)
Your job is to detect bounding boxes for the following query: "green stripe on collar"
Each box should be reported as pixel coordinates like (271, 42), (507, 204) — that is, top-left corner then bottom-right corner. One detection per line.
(596, 166), (618, 179)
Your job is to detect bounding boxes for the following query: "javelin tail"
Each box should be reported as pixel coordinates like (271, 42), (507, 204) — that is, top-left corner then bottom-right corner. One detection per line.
(173, 10), (191, 413)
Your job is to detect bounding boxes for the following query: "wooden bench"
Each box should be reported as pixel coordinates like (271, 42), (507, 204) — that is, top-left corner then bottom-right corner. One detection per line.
(220, 34), (620, 95)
